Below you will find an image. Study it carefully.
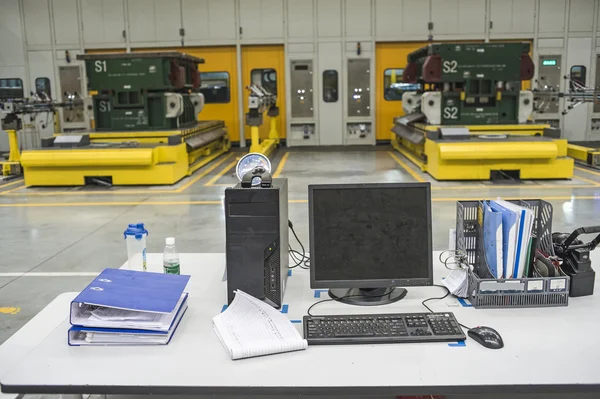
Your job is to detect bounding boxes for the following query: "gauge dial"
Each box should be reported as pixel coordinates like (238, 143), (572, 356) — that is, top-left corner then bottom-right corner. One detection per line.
(235, 153), (272, 181)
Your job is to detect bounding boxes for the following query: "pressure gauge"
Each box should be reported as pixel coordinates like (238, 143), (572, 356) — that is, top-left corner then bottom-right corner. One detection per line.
(235, 153), (272, 182)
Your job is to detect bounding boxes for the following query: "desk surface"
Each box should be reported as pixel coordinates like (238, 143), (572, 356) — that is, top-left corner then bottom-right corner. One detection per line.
(1, 252), (600, 396)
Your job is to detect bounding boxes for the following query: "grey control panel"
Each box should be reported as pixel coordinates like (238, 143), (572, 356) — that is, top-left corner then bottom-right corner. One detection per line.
(537, 55), (562, 114)
(347, 59), (370, 117)
(290, 60), (313, 118)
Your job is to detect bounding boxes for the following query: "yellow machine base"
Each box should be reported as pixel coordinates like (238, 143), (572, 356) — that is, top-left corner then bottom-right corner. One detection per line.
(392, 124), (574, 181)
(567, 143), (600, 168)
(20, 122), (230, 186)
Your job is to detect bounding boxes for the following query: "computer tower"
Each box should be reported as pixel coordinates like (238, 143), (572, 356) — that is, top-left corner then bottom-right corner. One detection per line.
(224, 178), (289, 308)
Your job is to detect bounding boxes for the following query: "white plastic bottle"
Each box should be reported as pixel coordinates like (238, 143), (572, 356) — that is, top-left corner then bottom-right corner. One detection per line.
(163, 237), (180, 274)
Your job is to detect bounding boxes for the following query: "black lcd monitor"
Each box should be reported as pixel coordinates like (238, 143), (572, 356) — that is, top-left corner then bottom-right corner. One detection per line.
(309, 182), (433, 306)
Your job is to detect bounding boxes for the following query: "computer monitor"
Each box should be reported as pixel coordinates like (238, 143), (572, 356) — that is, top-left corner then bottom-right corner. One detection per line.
(309, 182), (433, 306)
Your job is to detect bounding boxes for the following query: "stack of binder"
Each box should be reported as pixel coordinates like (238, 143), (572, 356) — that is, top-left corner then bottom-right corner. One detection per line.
(68, 268), (190, 346)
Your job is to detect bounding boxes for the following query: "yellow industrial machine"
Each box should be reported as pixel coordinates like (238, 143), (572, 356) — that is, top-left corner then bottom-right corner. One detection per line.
(567, 142), (600, 169)
(392, 42), (573, 181)
(19, 52), (230, 187)
(246, 84), (279, 157)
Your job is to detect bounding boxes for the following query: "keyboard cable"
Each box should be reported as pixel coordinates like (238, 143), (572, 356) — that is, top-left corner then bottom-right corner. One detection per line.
(422, 284), (472, 330)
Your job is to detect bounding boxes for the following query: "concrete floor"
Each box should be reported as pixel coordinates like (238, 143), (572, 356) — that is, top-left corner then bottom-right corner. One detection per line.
(1, 147), (600, 346)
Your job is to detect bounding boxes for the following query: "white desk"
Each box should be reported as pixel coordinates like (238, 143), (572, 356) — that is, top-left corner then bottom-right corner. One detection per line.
(1, 252), (599, 397)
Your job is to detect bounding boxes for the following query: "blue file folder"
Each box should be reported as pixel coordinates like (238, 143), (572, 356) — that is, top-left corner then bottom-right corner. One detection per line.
(489, 201), (518, 279)
(68, 296), (188, 346)
(483, 201), (503, 278)
(70, 268), (190, 331)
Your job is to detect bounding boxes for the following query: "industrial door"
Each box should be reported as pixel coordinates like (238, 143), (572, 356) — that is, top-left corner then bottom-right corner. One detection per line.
(134, 46), (240, 143)
(375, 42), (427, 142)
(242, 45), (286, 141)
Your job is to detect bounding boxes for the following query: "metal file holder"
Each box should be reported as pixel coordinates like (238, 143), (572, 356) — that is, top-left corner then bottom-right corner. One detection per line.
(456, 200), (570, 309)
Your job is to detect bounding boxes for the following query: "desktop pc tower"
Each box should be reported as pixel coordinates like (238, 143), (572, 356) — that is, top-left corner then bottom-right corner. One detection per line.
(224, 178), (289, 309)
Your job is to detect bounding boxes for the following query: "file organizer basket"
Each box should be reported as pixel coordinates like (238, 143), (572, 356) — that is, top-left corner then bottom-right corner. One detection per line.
(456, 200), (569, 309)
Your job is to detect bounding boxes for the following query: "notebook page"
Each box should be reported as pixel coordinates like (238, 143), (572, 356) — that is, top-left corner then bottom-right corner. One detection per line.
(213, 290), (307, 360)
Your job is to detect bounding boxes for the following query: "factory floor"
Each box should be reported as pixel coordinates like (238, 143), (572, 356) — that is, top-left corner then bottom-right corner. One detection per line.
(1, 147), (600, 342)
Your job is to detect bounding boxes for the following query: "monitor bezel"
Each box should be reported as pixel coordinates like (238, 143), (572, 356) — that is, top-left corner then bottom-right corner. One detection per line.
(308, 182), (433, 289)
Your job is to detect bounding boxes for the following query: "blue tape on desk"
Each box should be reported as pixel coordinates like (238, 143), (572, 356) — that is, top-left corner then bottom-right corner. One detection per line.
(448, 340), (466, 347)
(314, 289), (328, 298)
(291, 320), (302, 324)
(288, 270), (292, 277)
(221, 304), (228, 313)
(457, 298), (473, 307)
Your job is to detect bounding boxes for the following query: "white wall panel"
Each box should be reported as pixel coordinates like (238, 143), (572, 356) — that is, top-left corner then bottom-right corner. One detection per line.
(538, 0), (566, 34)
(457, 0), (485, 34)
(52, 0), (80, 46)
(345, 0), (372, 37)
(318, 41), (343, 145)
(128, 0), (181, 43)
(262, 0), (284, 38)
(375, 0), (429, 38)
(374, 0), (400, 37)
(511, 0), (536, 34)
(240, 0), (284, 39)
(490, 0), (535, 36)
(23, 0), (51, 46)
(317, 0), (342, 37)
(182, 0), (236, 41)
(569, 0), (594, 32)
(240, 0), (263, 38)
(431, 0), (458, 35)
(81, 0), (125, 45)
(208, 0), (236, 39)
(288, 0), (314, 38)
(0, 0), (25, 67)
(538, 38), (565, 48)
(402, 0), (429, 37)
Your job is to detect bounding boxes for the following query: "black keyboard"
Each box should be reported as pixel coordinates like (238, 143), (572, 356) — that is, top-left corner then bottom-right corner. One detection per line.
(303, 312), (466, 345)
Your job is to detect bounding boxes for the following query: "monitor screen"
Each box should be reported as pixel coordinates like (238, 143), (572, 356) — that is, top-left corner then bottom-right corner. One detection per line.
(309, 183), (432, 288)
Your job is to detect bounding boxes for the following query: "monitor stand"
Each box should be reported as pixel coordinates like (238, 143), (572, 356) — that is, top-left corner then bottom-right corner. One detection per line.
(328, 287), (408, 306)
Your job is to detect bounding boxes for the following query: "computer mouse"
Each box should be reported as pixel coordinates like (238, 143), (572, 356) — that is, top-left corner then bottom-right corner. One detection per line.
(468, 326), (504, 349)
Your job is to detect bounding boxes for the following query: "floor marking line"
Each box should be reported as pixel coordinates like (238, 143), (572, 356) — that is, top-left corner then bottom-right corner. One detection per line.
(0, 179), (24, 189)
(0, 307), (21, 315)
(0, 184), (26, 195)
(0, 200), (223, 207)
(272, 152), (290, 178)
(176, 153), (235, 192)
(575, 166), (600, 177)
(0, 272), (100, 277)
(572, 174), (600, 186)
(431, 184), (598, 190)
(204, 160), (237, 187)
(387, 151), (426, 183)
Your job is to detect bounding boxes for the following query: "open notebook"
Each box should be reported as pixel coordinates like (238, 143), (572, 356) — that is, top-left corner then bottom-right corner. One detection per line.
(213, 290), (307, 360)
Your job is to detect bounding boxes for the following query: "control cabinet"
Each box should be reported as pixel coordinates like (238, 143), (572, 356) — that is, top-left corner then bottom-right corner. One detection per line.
(347, 59), (370, 117)
(346, 123), (372, 144)
(290, 60), (314, 118)
(537, 55), (562, 115)
(289, 123), (317, 146)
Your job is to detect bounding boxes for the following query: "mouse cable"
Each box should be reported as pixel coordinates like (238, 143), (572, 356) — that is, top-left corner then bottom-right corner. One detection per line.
(422, 284), (472, 330)
(289, 246), (309, 269)
(288, 220), (310, 269)
(307, 288), (395, 317)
